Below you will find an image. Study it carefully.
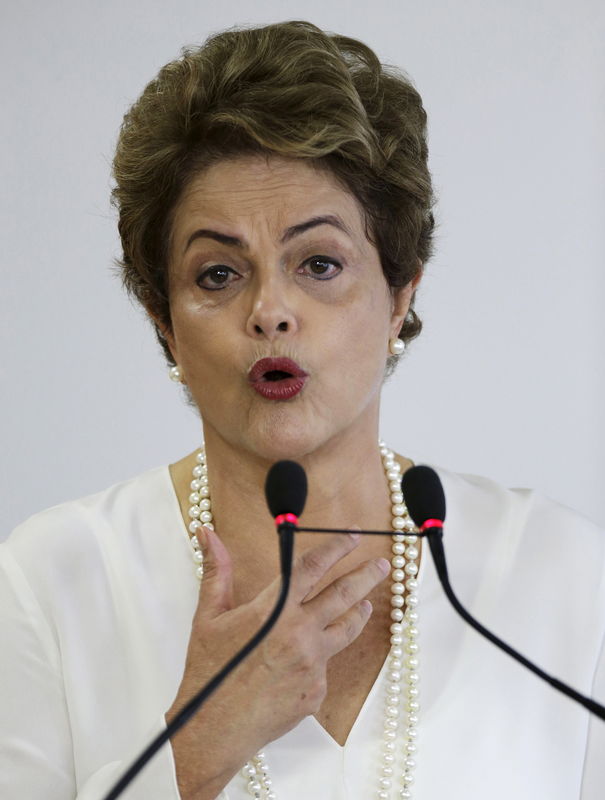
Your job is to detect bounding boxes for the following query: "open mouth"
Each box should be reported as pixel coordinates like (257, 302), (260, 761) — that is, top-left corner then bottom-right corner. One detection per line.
(264, 370), (293, 382)
(248, 358), (308, 399)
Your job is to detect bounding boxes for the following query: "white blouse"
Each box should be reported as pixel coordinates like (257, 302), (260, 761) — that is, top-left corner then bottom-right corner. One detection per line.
(1, 465), (604, 799)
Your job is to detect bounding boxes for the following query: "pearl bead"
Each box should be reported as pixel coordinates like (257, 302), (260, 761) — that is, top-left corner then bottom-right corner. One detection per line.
(188, 492), (201, 505)
(188, 520), (201, 534)
(391, 608), (404, 621)
(391, 595), (404, 608)
(383, 752), (395, 764)
(196, 566), (204, 579)
(391, 555), (405, 568)
(391, 568), (405, 582)
(391, 582), (404, 595)
(405, 546), (419, 560)
(407, 672), (420, 684)
(200, 511), (213, 523)
(391, 491), (403, 504)
(407, 625), (419, 638)
(390, 633), (403, 646)
(392, 542), (405, 554)
(190, 536), (199, 549)
(406, 578), (418, 591)
(406, 593), (419, 607)
(388, 683), (401, 694)
(390, 622), (403, 634)
(391, 646), (403, 657)
(405, 608), (418, 623)
(199, 498), (211, 511)
(190, 479), (201, 491)
(392, 517), (405, 530)
(404, 534), (418, 544)
(390, 658), (402, 670)
(386, 467), (400, 480)
(391, 503), (405, 516)
(388, 670), (401, 682)
(404, 562), (418, 576)
(196, 452), (205, 464)
(392, 533), (405, 542)
(192, 465), (204, 478)
(389, 480), (401, 492)
(193, 550), (203, 563)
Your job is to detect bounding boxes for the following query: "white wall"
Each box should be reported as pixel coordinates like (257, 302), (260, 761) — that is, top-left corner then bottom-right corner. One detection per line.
(2, 0), (604, 538)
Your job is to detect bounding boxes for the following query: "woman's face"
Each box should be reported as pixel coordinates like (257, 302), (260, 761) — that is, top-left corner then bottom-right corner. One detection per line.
(164, 154), (416, 461)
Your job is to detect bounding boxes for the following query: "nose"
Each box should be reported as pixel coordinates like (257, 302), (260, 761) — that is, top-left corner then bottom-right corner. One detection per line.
(245, 276), (298, 341)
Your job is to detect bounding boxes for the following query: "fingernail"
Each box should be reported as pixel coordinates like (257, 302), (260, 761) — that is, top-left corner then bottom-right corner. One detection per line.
(361, 599), (373, 614)
(376, 557), (390, 575)
(349, 531), (362, 541)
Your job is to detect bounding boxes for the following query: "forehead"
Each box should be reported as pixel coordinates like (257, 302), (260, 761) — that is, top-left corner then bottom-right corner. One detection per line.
(170, 154), (368, 246)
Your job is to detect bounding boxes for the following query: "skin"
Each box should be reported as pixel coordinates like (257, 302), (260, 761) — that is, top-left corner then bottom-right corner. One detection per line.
(159, 154), (422, 798)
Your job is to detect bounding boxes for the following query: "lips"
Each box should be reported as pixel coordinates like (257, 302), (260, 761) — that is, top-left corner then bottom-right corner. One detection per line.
(248, 357), (308, 400)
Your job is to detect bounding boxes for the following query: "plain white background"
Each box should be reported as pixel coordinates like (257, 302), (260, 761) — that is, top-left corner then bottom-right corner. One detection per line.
(2, 0), (604, 539)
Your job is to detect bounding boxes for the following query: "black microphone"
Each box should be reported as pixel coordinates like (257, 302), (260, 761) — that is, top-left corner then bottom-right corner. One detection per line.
(265, 459), (307, 609)
(102, 462), (307, 800)
(401, 465), (605, 722)
(265, 460), (307, 583)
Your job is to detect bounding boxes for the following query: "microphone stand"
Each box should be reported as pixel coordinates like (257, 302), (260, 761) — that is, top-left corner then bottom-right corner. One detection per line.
(425, 524), (605, 722)
(102, 526), (296, 800)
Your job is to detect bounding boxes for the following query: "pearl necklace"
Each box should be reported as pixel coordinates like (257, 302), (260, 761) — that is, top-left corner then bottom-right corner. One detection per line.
(185, 443), (420, 799)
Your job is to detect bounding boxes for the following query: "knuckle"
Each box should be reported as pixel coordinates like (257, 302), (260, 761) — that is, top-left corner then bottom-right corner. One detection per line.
(333, 578), (356, 608)
(299, 548), (326, 577)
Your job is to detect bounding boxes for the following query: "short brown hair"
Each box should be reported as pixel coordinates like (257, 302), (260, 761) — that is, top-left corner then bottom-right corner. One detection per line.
(111, 20), (435, 366)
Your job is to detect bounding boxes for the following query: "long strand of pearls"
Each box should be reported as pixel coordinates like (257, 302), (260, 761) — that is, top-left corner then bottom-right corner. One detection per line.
(185, 444), (419, 799)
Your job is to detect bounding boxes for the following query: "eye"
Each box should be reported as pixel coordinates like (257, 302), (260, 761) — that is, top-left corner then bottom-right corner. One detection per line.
(196, 265), (241, 290)
(299, 256), (342, 281)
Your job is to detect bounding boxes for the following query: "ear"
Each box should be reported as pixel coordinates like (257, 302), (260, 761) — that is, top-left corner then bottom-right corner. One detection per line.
(147, 308), (179, 364)
(389, 268), (423, 338)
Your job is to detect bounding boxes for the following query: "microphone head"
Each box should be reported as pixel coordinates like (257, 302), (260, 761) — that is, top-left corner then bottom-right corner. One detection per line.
(401, 465), (446, 528)
(265, 460), (308, 518)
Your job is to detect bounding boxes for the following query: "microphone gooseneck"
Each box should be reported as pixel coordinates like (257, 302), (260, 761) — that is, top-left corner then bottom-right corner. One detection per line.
(103, 461), (307, 800)
(401, 465), (605, 722)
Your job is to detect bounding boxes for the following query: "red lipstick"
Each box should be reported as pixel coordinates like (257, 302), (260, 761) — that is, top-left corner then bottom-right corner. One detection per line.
(248, 357), (308, 400)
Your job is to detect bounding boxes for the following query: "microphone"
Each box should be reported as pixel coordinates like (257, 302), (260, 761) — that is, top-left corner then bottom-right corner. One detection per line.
(102, 462), (307, 800)
(401, 465), (605, 722)
(265, 460), (307, 581)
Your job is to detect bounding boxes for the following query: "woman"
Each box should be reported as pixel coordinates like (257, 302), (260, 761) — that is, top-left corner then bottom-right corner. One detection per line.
(1, 20), (603, 800)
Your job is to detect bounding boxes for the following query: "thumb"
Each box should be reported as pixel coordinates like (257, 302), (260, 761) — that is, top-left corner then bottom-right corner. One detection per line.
(196, 526), (235, 618)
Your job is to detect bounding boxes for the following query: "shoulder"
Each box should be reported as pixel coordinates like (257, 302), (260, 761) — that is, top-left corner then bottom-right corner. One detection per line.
(2, 466), (177, 582)
(432, 464), (603, 547)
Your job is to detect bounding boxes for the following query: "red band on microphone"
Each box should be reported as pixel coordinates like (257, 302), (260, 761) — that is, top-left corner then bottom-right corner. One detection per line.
(420, 518), (444, 531)
(275, 512), (299, 527)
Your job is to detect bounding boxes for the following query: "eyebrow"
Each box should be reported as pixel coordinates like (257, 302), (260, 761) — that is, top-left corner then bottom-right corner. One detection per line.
(183, 214), (351, 254)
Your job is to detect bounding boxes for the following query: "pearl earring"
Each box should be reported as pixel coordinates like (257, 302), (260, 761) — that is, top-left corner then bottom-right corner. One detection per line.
(389, 337), (405, 356)
(168, 365), (183, 382)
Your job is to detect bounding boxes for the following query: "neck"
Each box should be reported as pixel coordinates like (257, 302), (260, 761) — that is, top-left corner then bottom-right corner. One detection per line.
(188, 422), (407, 553)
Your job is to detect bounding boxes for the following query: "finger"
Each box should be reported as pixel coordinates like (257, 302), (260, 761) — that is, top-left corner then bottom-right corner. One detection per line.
(304, 557), (390, 627)
(196, 527), (235, 618)
(289, 532), (362, 602)
(322, 599), (374, 657)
